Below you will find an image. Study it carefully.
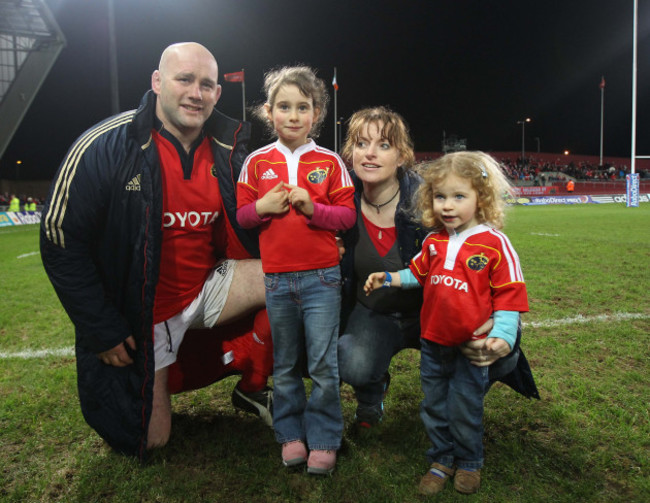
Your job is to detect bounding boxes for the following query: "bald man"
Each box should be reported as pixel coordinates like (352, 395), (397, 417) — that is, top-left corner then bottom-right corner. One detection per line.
(41, 43), (270, 459)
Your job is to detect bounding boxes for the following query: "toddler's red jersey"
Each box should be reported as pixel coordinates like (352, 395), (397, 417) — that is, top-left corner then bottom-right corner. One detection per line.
(409, 224), (529, 346)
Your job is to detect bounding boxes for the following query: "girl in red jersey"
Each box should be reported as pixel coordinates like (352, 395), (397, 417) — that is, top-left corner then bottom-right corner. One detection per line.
(236, 66), (355, 475)
(364, 151), (528, 495)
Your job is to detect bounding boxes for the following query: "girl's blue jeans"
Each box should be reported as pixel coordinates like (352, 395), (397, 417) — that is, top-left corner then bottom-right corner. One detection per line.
(420, 338), (489, 471)
(264, 265), (343, 451)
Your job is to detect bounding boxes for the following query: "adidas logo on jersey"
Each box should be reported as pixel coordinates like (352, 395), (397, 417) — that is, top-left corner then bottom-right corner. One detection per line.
(126, 174), (141, 191)
(261, 169), (279, 180)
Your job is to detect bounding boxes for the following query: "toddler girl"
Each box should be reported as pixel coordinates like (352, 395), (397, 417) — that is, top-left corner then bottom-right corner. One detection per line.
(364, 151), (528, 494)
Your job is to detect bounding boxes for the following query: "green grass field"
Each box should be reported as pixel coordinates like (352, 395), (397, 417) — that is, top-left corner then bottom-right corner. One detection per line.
(1, 204), (649, 502)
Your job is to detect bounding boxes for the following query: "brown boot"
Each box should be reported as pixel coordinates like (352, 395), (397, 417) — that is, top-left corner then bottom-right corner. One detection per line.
(454, 468), (481, 494)
(418, 462), (455, 495)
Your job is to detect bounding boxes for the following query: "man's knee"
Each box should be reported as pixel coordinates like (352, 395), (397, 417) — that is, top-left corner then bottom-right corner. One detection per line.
(232, 259), (265, 302)
(218, 259), (265, 324)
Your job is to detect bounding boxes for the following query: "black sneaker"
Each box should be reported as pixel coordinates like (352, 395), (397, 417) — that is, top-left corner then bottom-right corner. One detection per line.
(232, 385), (273, 428)
(354, 372), (391, 429)
(355, 402), (384, 429)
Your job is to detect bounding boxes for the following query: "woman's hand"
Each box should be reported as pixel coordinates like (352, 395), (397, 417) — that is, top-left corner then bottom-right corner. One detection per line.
(335, 236), (345, 261)
(461, 337), (511, 367)
(460, 317), (510, 366)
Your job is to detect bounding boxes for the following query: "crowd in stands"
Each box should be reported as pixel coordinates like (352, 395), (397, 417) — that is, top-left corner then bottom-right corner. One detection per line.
(417, 152), (649, 186)
(0, 192), (42, 211)
(499, 157), (648, 185)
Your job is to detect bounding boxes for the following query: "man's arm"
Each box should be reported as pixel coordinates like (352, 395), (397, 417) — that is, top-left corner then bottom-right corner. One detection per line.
(40, 133), (132, 355)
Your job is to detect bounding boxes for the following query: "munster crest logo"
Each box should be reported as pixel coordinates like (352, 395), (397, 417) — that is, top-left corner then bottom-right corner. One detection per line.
(210, 164), (217, 178)
(307, 168), (327, 184)
(467, 253), (489, 271)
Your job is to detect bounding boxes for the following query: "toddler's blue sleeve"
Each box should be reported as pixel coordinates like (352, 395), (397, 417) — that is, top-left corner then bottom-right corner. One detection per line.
(487, 310), (519, 350)
(398, 268), (420, 289)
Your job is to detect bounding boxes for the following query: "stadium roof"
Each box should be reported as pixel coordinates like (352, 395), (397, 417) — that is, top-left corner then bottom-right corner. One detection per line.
(0, 0), (66, 159)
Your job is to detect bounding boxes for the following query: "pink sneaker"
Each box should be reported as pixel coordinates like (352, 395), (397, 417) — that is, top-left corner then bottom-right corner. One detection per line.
(282, 441), (307, 467)
(307, 449), (336, 475)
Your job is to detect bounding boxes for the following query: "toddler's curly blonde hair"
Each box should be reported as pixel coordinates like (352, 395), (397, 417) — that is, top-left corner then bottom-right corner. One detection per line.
(414, 151), (513, 230)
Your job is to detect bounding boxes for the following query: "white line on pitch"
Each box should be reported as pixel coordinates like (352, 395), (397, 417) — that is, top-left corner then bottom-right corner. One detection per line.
(1, 313), (648, 360)
(0, 347), (74, 359)
(524, 312), (649, 328)
(17, 251), (39, 259)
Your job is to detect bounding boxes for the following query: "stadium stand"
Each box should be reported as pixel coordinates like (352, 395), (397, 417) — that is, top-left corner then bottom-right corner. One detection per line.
(0, 0), (66, 160)
(415, 151), (650, 195)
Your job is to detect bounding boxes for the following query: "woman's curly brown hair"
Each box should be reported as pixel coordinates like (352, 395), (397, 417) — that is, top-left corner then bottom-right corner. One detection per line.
(341, 106), (415, 170)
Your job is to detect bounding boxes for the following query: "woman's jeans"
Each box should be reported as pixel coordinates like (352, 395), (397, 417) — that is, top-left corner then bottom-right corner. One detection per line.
(265, 266), (343, 451)
(338, 302), (420, 419)
(420, 338), (489, 470)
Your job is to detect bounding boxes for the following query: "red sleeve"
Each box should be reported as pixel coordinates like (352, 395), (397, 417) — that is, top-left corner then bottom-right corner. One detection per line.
(236, 155), (259, 209)
(490, 257), (529, 312)
(409, 241), (430, 287)
(488, 233), (529, 312)
(326, 156), (355, 210)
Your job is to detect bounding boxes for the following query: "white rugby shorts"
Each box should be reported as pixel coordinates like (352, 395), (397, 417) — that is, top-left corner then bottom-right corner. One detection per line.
(153, 259), (236, 371)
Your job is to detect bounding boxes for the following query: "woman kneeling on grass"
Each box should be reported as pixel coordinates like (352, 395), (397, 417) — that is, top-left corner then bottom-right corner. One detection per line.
(364, 151), (529, 495)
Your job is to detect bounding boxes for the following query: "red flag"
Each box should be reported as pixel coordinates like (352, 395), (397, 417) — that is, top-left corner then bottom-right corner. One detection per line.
(332, 72), (339, 91)
(224, 71), (244, 83)
(599, 76), (605, 89)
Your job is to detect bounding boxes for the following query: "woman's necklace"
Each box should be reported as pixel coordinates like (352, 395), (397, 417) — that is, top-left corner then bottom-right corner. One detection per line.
(362, 187), (400, 214)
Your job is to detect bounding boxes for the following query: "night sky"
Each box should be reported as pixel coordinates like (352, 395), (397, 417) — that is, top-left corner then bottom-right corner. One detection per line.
(2, 0), (650, 180)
